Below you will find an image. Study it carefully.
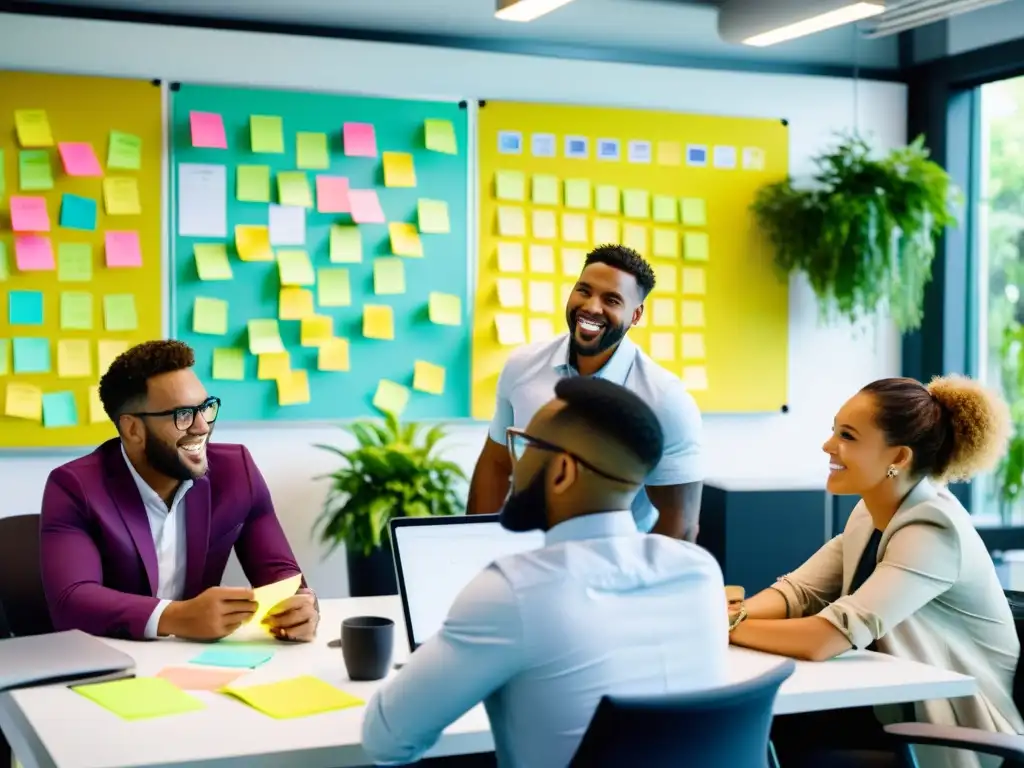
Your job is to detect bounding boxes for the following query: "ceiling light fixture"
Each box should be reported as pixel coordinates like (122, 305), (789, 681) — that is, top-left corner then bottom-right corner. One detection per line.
(494, 0), (576, 22)
(718, 0), (885, 47)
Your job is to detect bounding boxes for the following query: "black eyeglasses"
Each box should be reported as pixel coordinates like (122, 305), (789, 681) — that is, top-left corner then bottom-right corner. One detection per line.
(505, 427), (634, 485)
(130, 396), (221, 431)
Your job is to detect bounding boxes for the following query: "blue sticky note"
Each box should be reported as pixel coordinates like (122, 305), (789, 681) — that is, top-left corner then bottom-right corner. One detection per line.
(9, 290), (44, 326)
(60, 194), (98, 231)
(12, 337), (50, 373)
(42, 391), (78, 428)
(190, 647), (274, 669)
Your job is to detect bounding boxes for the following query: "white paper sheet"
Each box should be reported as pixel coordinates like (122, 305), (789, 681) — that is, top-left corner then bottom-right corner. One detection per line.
(177, 163), (227, 238)
(269, 204), (306, 246)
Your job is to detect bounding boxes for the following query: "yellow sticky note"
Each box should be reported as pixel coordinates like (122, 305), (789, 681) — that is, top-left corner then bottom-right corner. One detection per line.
(212, 348), (245, 381)
(496, 278), (524, 309)
(681, 333), (706, 360)
(317, 268), (352, 308)
(103, 178), (141, 215)
(560, 283), (574, 307)
(497, 207), (525, 237)
(373, 379), (410, 416)
(88, 385), (105, 424)
(654, 263), (678, 293)
(413, 361), (446, 395)
(684, 232), (710, 261)
(623, 224), (647, 255)
(73, 676), (204, 721)
(564, 179), (592, 210)
(383, 152), (416, 188)
(4, 383), (42, 421)
(623, 190), (650, 220)
(236, 225), (273, 262)
(497, 242), (524, 273)
(248, 319), (285, 354)
(495, 313), (526, 346)
(681, 300), (706, 327)
(561, 248), (586, 277)
(496, 170), (525, 201)
(57, 339), (92, 378)
(562, 214), (588, 244)
(278, 250), (315, 286)
(223, 676), (362, 719)
(657, 141), (682, 166)
(425, 119), (457, 155)
(0, 339), (8, 376)
(529, 245), (555, 274)
(595, 185), (619, 214)
(237, 165), (271, 202)
(194, 244), (233, 281)
(389, 223), (423, 258)
(330, 225), (362, 263)
(428, 292), (462, 326)
(682, 365), (709, 391)
(374, 257), (406, 295)
(743, 147), (766, 171)
(193, 297), (228, 335)
(98, 340), (128, 375)
(653, 196), (678, 223)
(682, 267), (706, 296)
(318, 338), (350, 372)
(257, 351), (290, 381)
(681, 198), (707, 227)
(528, 317), (556, 343)
(650, 332), (676, 362)
(532, 175), (560, 206)
(277, 172), (313, 208)
(279, 288), (314, 320)
(15, 110), (54, 148)
(652, 299), (676, 327)
(363, 305), (395, 340)
(593, 218), (619, 245)
(278, 370), (311, 407)
(653, 228), (679, 258)
(532, 210), (557, 240)
(250, 115), (284, 154)
(300, 315), (334, 347)
(296, 132), (330, 170)
(417, 199), (450, 234)
(528, 281), (555, 314)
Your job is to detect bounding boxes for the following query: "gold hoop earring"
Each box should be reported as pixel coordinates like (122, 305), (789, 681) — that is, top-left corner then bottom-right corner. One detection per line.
(886, 465), (899, 479)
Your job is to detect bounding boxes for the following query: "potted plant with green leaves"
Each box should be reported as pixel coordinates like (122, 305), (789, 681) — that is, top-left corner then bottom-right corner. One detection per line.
(751, 134), (959, 332)
(314, 410), (467, 597)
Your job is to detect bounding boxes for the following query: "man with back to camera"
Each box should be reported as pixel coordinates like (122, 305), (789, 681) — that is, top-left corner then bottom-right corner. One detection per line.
(362, 377), (729, 767)
(467, 244), (704, 541)
(39, 340), (319, 642)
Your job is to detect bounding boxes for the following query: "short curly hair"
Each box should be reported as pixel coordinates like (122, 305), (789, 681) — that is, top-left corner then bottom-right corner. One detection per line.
(99, 340), (196, 424)
(861, 375), (1011, 483)
(584, 244), (656, 300)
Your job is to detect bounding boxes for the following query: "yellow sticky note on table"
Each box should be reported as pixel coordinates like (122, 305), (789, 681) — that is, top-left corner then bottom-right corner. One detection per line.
(98, 340), (128, 375)
(595, 185), (619, 214)
(564, 179), (592, 210)
(657, 141), (682, 166)
(682, 267), (706, 296)
(194, 244), (233, 281)
(296, 132), (329, 170)
(528, 245), (555, 274)
(653, 195), (678, 223)
(562, 214), (588, 244)
(532, 175), (560, 206)
(193, 297), (228, 335)
(623, 224), (647, 255)
(653, 228), (679, 258)
(278, 172), (313, 208)
(428, 292), (462, 326)
(223, 676), (362, 720)
(212, 348), (245, 381)
(497, 207), (525, 237)
(652, 299), (676, 327)
(413, 361), (446, 395)
(373, 379), (410, 416)
(654, 263), (678, 293)
(236, 225), (273, 262)
(497, 242), (524, 273)
(73, 677), (204, 721)
(425, 119), (457, 154)
(15, 110), (54, 148)
(389, 223), (423, 257)
(562, 248), (586, 277)
(682, 365), (709, 391)
(532, 210), (557, 240)
(495, 170), (525, 201)
(383, 152), (416, 188)
(57, 339), (92, 378)
(682, 333), (706, 360)
(279, 288), (314, 320)
(684, 232), (710, 261)
(330, 225), (362, 263)
(103, 178), (141, 215)
(374, 257), (406, 295)
(418, 199), (450, 234)
(317, 268), (352, 308)
(623, 190), (650, 220)
(363, 305), (394, 340)
(495, 313), (526, 346)
(4, 383), (43, 421)
(593, 218), (619, 245)
(88, 385), (105, 424)
(681, 300), (706, 327)
(681, 198), (707, 227)
(496, 278), (524, 308)
(278, 250), (315, 286)
(300, 315), (333, 347)
(249, 574), (303, 627)
(237, 165), (271, 202)
(650, 332), (676, 362)
(250, 115), (284, 154)
(257, 351), (290, 381)
(248, 319), (285, 354)
(318, 338), (350, 372)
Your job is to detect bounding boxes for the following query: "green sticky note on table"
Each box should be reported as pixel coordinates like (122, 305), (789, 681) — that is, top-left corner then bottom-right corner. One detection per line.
(532, 175), (560, 206)
(107, 131), (142, 170)
(194, 244), (233, 281)
(19, 150), (53, 191)
(103, 294), (138, 331)
(623, 190), (650, 219)
(424, 119), (457, 154)
(564, 179), (592, 210)
(237, 165), (271, 202)
(681, 198), (707, 226)
(296, 132), (330, 170)
(417, 199), (450, 234)
(222, 675), (363, 719)
(595, 185), (620, 214)
(495, 170), (525, 201)
(61, 292), (94, 330)
(684, 232), (710, 261)
(212, 348), (245, 381)
(12, 337), (50, 373)
(250, 115), (284, 154)
(428, 292), (462, 326)
(74, 677), (205, 720)
(193, 297), (228, 335)
(58, 244), (93, 282)
(373, 257), (406, 296)
(191, 647), (275, 669)
(653, 195), (678, 223)
(330, 225), (362, 263)
(42, 391), (78, 428)
(317, 268), (351, 307)
(373, 379), (410, 417)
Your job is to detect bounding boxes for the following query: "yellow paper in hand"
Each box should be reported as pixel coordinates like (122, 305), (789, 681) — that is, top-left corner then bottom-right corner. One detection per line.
(222, 675), (363, 719)
(248, 574), (303, 629)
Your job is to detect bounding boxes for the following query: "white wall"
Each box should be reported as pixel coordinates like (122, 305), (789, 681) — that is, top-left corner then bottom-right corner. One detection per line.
(0, 13), (906, 596)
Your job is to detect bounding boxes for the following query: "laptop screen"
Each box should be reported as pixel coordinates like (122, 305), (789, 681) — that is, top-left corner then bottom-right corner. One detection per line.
(393, 519), (544, 648)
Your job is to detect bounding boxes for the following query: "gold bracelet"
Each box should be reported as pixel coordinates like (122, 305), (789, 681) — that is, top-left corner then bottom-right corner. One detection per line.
(729, 605), (748, 633)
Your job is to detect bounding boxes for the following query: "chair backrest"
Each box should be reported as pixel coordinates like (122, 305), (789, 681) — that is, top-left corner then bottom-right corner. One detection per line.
(569, 658), (796, 768)
(0, 515), (52, 637)
(1004, 590), (1024, 714)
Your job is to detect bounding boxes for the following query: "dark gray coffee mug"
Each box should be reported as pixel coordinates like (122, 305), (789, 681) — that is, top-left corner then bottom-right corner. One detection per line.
(341, 616), (394, 681)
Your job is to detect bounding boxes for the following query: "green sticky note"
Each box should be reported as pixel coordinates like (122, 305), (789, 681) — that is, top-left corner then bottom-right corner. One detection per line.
(250, 115), (284, 154)
(107, 131), (142, 170)
(58, 244), (93, 282)
(237, 165), (270, 203)
(296, 132), (330, 170)
(0, 241), (9, 281)
(417, 199), (450, 234)
(424, 119), (457, 154)
(61, 291), (94, 330)
(681, 198), (707, 226)
(564, 179), (592, 210)
(428, 291), (462, 326)
(317, 268), (352, 307)
(495, 171), (525, 201)
(373, 379), (410, 417)
(595, 185), (620, 214)
(0, 339), (8, 375)
(12, 337), (50, 373)
(73, 677), (205, 720)
(42, 391), (78, 428)
(103, 294), (138, 331)
(653, 195), (678, 223)
(623, 190), (650, 219)
(247, 319), (284, 355)
(277, 250), (314, 286)
(277, 171), (312, 208)
(193, 297), (228, 335)
(194, 244), (233, 281)
(19, 150), (53, 191)
(373, 257), (406, 296)
(329, 225), (362, 263)
(532, 175), (560, 206)
(684, 232), (710, 261)
(212, 348), (245, 381)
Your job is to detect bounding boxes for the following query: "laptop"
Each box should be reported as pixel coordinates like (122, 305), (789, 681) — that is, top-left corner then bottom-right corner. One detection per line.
(0, 629), (136, 691)
(391, 515), (544, 652)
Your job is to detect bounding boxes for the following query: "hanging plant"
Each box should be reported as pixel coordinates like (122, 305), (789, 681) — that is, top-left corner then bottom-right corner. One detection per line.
(751, 134), (959, 332)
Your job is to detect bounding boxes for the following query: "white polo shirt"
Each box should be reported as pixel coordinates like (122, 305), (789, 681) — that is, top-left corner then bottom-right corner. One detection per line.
(486, 333), (703, 531)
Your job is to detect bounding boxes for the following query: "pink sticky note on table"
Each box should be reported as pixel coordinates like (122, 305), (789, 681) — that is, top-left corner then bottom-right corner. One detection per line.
(190, 111), (228, 149)
(105, 231), (143, 268)
(58, 142), (103, 177)
(316, 175), (350, 213)
(343, 123), (377, 157)
(348, 189), (385, 223)
(10, 196), (50, 232)
(156, 666), (245, 691)
(15, 235), (55, 271)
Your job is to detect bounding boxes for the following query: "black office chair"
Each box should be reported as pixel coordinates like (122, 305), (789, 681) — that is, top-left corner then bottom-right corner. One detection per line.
(569, 659), (795, 768)
(0, 514), (53, 637)
(886, 589), (1024, 768)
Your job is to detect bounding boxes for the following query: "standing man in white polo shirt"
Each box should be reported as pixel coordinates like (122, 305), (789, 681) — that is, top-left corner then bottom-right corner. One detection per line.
(468, 244), (704, 541)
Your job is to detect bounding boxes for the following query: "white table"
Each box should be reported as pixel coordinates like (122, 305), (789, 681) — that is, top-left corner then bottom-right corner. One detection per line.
(0, 596), (977, 768)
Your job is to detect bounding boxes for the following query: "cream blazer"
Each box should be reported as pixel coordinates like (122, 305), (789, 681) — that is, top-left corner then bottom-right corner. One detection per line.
(772, 479), (1024, 768)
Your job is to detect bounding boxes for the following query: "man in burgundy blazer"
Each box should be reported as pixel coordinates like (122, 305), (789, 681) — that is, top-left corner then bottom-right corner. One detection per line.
(40, 340), (317, 642)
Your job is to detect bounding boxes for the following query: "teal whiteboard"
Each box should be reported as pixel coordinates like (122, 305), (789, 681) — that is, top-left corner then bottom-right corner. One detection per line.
(170, 83), (470, 422)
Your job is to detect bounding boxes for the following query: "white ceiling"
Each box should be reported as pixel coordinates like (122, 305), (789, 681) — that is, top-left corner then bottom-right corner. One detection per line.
(21, 0), (900, 69)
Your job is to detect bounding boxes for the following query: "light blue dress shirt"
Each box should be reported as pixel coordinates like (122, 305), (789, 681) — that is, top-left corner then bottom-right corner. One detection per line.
(361, 511), (730, 767)
(486, 334), (703, 532)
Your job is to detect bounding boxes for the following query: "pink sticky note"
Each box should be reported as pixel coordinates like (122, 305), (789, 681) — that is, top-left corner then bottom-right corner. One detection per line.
(156, 666), (245, 691)
(10, 196), (51, 232)
(316, 175), (350, 213)
(105, 231), (143, 268)
(58, 142), (103, 177)
(343, 123), (377, 157)
(190, 111), (228, 149)
(348, 189), (386, 223)
(14, 235), (55, 271)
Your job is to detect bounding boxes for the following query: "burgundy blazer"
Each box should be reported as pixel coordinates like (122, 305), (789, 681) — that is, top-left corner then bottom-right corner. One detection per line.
(40, 439), (302, 640)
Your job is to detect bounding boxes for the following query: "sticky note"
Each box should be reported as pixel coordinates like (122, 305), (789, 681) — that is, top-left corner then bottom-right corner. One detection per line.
(250, 115), (284, 153)
(101, 294), (137, 332)
(316, 175), (349, 213)
(343, 122), (377, 157)
(418, 199), (450, 234)
(389, 223), (423, 258)
(318, 338), (350, 372)
(558, 249), (585, 279)
(296, 132), (329, 170)
(682, 267), (707, 295)
(237, 165), (271, 203)
(0, 150), (4, 199)
(653, 229), (679, 258)
(330, 225), (362, 263)
(348, 189), (385, 223)
(15, 235), (55, 271)
(497, 207), (525, 238)
(19, 150), (53, 191)
(650, 332), (676, 362)
(235, 225), (274, 262)
(15, 110), (53, 148)
(528, 244), (555, 274)
(104, 231), (142, 268)
(223, 676), (363, 720)
(528, 281), (555, 314)
(383, 152), (416, 188)
(60, 194), (97, 231)
(374, 257), (406, 295)
(682, 301), (706, 328)
(60, 292), (93, 331)
(595, 185), (619, 214)
(425, 119), (457, 154)
(682, 366), (709, 391)
(300, 315), (334, 348)
(593, 218), (619, 245)
(684, 232), (710, 261)
(278, 250), (315, 286)
(564, 179), (592, 210)
(9, 291), (43, 326)
(681, 333), (706, 360)
(190, 111), (227, 149)
(193, 297), (228, 335)
(277, 171), (313, 208)
(560, 283), (574, 307)
(0, 242), (8, 281)
(413, 361), (445, 395)
(497, 242), (524, 273)
(191, 647), (275, 670)
(652, 298), (676, 327)
(317, 268), (352, 308)
(657, 141), (682, 166)
(42, 392), (78, 427)
(107, 131), (142, 170)
(257, 352), (290, 381)
(279, 287), (314, 320)
(532, 210), (557, 240)
(98, 340), (127, 374)
(245, 573), (304, 631)
(496, 170), (525, 201)
(88, 385), (105, 424)
(103, 177), (141, 215)
(10, 196), (50, 232)
(194, 244), (232, 281)
(12, 338), (50, 374)
(428, 292), (462, 326)
(363, 305), (395, 340)
(0, 340), (7, 375)
(529, 317), (556, 343)
(496, 278), (524, 308)
(681, 199), (707, 227)
(623, 224), (647, 255)
(373, 380), (410, 416)
(654, 263), (677, 293)
(212, 348), (245, 381)
(623, 190), (650, 219)
(5, 383), (43, 421)
(532, 175), (560, 206)
(495, 314), (526, 346)
(156, 666), (245, 692)
(58, 142), (102, 177)
(248, 319), (285, 354)
(277, 369), (311, 406)
(562, 214), (588, 244)
(653, 195), (678, 223)
(55, 347), (90, 384)
(268, 205), (305, 247)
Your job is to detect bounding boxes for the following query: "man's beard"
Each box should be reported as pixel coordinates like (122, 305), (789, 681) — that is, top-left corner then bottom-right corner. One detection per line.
(566, 308), (629, 358)
(499, 470), (550, 533)
(144, 432), (207, 481)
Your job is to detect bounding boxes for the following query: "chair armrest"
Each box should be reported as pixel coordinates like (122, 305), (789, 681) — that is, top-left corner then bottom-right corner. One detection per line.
(884, 723), (1024, 761)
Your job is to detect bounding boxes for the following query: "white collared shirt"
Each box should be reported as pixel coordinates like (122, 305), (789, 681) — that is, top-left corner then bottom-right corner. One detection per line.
(120, 444), (192, 639)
